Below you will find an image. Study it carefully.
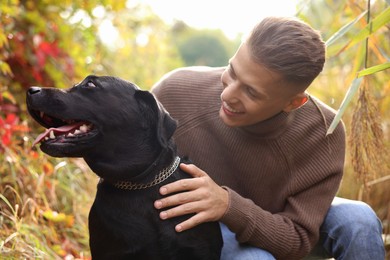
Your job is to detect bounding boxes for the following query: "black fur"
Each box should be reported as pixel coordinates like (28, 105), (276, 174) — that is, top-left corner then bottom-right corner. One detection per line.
(26, 75), (222, 260)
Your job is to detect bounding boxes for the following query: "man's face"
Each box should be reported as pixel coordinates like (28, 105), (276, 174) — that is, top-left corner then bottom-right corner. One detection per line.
(220, 42), (297, 127)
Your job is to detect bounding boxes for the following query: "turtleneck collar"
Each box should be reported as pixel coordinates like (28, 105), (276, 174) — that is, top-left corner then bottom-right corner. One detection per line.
(237, 110), (295, 138)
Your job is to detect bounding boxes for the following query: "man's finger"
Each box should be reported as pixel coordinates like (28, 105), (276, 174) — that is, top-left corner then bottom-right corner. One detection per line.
(155, 191), (191, 209)
(159, 175), (203, 196)
(159, 201), (202, 220)
(180, 163), (207, 178)
(175, 212), (207, 232)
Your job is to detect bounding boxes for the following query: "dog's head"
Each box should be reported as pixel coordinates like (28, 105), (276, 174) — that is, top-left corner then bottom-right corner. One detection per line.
(26, 75), (177, 178)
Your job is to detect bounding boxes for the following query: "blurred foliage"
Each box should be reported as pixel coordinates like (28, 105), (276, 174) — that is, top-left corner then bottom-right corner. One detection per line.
(1, 0), (105, 98)
(0, 0), (184, 258)
(1, 142), (95, 259)
(171, 20), (239, 67)
(299, 0), (390, 249)
(0, 0), (389, 258)
(92, 2), (183, 88)
(299, 0), (390, 187)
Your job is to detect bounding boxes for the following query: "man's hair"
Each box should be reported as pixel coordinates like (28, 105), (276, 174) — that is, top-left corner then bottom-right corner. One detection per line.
(247, 16), (325, 90)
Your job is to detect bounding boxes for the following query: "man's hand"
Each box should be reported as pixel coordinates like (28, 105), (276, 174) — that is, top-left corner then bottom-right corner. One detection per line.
(154, 163), (228, 232)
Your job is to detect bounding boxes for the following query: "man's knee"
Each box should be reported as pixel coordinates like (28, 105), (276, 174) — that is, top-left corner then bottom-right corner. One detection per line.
(323, 197), (383, 236)
(320, 197), (386, 259)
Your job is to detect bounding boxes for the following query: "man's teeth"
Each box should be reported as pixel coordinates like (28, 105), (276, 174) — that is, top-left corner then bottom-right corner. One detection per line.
(223, 101), (241, 113)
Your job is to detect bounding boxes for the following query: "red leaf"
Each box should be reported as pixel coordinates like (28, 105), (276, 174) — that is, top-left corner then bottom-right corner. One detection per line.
(1, 129), (11, 146)
(32, 68), (44, 82)
(5, 113), (17, 124)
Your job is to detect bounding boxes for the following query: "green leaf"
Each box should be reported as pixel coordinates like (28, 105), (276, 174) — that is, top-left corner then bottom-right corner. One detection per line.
(347, 6), (390, 48)
(0, 60), (13, 76)
(0, 30), (8, 48)
(0, 194), (16, 216)
(327, 77), (363, 135)
(357, 62), (390, 77)
(325, 10), (368, 47)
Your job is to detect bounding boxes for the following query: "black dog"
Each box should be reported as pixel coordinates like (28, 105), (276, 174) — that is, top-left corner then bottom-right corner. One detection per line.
(26, 75), (222, 260)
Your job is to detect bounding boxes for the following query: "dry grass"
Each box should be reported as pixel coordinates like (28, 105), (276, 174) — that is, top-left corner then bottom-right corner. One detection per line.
(349, 78), (388, 188)
(0, 137), (96, 259)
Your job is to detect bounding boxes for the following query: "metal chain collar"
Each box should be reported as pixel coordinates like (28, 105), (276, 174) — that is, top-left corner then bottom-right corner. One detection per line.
(113, 156), (181, 190)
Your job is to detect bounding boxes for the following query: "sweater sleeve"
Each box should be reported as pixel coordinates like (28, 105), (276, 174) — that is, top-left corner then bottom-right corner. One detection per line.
(220, 118), (345, 260)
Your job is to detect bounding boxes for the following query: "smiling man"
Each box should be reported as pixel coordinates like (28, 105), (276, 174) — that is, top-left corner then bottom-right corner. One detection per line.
(219, 45), (308, 127)
(152, 16), (385, 259)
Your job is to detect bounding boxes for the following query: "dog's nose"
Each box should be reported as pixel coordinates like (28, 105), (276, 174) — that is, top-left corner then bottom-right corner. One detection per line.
(28, 86), (41, 95)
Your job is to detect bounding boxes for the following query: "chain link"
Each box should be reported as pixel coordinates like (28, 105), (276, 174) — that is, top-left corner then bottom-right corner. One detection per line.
(113, 156), (181, 190)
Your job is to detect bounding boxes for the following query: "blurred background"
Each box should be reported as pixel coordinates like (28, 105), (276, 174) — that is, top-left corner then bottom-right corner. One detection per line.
(0, 0), (389, 258)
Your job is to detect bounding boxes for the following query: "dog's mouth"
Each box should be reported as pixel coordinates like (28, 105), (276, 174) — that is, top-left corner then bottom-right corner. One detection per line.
(30, 109), (97, 147)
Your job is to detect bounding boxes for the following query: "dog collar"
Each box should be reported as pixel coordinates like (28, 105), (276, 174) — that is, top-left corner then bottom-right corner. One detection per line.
(109, 156), (181, 190)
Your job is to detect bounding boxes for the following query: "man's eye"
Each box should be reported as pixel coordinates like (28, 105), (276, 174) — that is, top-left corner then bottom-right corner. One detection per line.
(246, 87), (257, 98)
(86, 81), (96, 88)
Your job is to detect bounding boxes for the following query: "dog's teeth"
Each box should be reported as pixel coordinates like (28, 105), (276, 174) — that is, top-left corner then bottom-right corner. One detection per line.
(74, 129), (82, 135)
(49, 131), (55, 139)
(67, 133), (75, 137)
(45, 137), (49, 141)
(79, 124), (88, 133)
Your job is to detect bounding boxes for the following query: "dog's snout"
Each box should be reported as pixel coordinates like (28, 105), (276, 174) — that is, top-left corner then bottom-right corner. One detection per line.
(28, 86), (42, 95)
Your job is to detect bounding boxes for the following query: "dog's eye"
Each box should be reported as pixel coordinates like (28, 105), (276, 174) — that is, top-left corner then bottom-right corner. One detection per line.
(86, 81), (96, 88)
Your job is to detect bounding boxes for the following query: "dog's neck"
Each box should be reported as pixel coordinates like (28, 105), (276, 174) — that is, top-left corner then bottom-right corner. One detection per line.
(97, 146), (179, 190)
(104, 155), (181, 190)
(125, 148), (174, 182)
(84, 140), (178, 183)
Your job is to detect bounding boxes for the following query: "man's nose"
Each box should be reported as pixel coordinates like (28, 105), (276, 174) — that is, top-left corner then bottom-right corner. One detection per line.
(221, 82), (240, 103)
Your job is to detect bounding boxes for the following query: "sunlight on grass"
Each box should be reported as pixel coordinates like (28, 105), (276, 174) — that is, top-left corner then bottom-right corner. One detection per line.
(0, 137), (96, 259)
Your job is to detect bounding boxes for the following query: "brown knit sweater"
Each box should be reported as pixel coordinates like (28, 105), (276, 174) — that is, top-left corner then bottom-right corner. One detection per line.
(152, 66), (345, 259)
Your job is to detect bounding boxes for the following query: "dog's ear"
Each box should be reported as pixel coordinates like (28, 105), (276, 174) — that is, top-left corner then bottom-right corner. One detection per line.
(135, 90), (177, 147)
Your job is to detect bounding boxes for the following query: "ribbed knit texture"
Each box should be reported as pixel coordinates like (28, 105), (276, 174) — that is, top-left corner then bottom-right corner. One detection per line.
(152, 66), (345, 259)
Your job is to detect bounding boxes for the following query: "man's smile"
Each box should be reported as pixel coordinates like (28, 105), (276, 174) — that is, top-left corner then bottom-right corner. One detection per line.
(221, 101), (244, 116)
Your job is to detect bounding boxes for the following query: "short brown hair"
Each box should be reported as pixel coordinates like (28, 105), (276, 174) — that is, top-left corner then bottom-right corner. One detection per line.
(247, 16), (325, 89)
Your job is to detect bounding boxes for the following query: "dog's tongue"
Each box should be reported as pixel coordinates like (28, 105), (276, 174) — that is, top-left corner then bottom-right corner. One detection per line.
(32, 123), (83, 147)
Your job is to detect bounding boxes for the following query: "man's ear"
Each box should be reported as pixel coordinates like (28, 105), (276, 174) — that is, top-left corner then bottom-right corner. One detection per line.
(282, 93), (308, 112)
